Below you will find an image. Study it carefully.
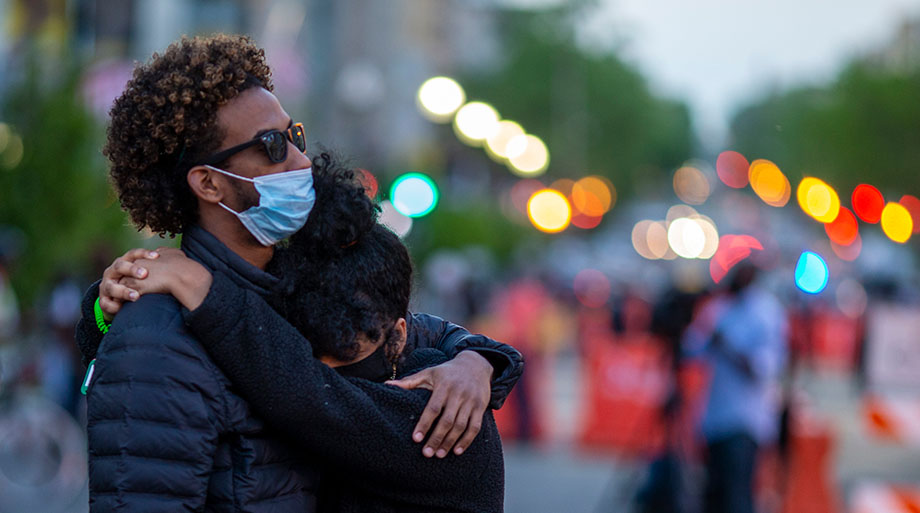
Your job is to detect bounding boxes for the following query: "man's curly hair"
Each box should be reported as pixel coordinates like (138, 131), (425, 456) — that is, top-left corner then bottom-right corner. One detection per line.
(104, 34), (273, 236)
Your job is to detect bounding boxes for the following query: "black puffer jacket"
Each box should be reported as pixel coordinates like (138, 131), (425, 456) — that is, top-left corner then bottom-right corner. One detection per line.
(80, 226), (318, 512)
(184, 270), (505, 512)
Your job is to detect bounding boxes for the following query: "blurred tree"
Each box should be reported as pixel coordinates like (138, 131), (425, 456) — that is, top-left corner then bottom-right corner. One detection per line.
(0, 50), (138, 306)
(730, 61), (920, 196)
(461, 7), (695, 197)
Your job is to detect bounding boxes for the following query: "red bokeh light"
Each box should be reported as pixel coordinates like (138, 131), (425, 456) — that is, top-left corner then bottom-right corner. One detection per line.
(510, 179), (545, 214)
(716, 151), (750, 189)
(355, 168), (379, 198)
(709, 234), (763, 283)
(824, 206), (859, 246)
(852, 184), (884, 224)
(899, 194), (920, 234)
(571, 212), (603, 229)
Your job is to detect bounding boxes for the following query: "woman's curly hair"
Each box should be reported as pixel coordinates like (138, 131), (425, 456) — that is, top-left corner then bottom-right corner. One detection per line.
(104, 34), (273, 236)
(271, 153), (412, 363)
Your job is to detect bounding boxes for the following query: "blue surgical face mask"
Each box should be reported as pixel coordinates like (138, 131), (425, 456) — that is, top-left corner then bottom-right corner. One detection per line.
(206, 165), (316, 246)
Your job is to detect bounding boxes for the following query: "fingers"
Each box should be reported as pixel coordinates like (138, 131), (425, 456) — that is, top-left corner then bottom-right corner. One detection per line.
(436, 401), (474, 458)
(454, 404), (485, 456)
(415, 386), (448, 451)
(423, 396), (462, 459)
(97, 295), (123, 319)
(385, 373), (427, 391)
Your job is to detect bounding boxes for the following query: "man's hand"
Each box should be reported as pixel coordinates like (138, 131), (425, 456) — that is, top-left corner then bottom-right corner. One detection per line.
(386, 350), (493, 458)
(98, 248), (160, 320)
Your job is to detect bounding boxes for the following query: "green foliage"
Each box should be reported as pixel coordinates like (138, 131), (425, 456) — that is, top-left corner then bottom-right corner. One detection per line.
(0, 51), (138, 305)
(461, 9), (695, 197)
(730, 62), (920, 196)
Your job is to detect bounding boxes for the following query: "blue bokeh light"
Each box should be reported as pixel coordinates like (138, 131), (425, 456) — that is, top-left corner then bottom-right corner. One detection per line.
(795, 251), (829, 294)
(390, 173), (439, 218)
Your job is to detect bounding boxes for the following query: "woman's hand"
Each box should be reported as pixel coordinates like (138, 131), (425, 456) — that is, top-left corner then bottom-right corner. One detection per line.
(98, 248), (161, 320)
(98, 247), (213, 319)
(117, 248), (213, 311)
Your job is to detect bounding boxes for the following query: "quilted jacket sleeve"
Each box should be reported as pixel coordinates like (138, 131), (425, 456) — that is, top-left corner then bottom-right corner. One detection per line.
(406, 312), (524, 409)
(75, 280), (104, 368)
(86, 295), (225, 512)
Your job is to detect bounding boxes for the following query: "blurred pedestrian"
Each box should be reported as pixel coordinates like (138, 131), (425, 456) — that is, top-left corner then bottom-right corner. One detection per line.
(682, 263), (788, 513)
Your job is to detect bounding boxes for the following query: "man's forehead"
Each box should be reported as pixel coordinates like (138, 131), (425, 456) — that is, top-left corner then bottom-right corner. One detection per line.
(217, 87), (290, 142)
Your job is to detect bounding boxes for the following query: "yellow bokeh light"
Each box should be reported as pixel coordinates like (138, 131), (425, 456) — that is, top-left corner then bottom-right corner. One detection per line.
(453, 102), (499, 146)
(673, 166), (711, 205)
(0, 123), (10, 153)
(881, 202), (913, 243)
(1, 134), (24, 170)
(749, 159), (790, 207)
(485, 120), (525, 161)
(572, 176), (614, 217)
(507, 134), (549, 176)
(527, 189), (571, 233)
(666, 204), (698, 225)
(417, 77), (466, 123)
(797, 177), (840, 223)
(694, 217), (720, 259)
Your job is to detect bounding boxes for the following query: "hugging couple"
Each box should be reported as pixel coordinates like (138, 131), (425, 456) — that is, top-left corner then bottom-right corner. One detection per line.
(74, 34), (522, 512)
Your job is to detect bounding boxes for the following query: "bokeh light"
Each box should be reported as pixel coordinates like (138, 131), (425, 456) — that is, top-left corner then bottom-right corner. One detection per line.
(831, 233), (862, 261)
(1, 132), (24, 170)
(797, 177), (840, 223)
(852, 184), (884, 224)
(695, 217), (720, 259)
(0, 123), (10, 153)
(666, 204), (698, 225)
(899, 194), (920, 234)
(632, 220), (658, 260)
(571, 212), (603, 229)
(485, 120), (525, 161)
(749, 159), (790, 207)
(379, 200), (413, 238)
(716, 150), (750, 189)
(824, 206), (858, 246)
(510, 179), (544, 215)
(836, 279), (868, 319)
(550, 178), (575, 197)
(573, 269), (612, 308)
(355, 168), (378, 198)
(417, 76), (465, 123)
(647, 222), (670, 259)
(571, 176), (614, 217)
(453, 101), (499, 146)
(709, 234), (763, 283)
(390, 173), (439, 218)
(795, 251), (829, 294)
(668, 218), (706, 259)
(880, 202), (913, 243)
(673, 165), (711, 205)
(527, 189), (571, 233)
(507, 134), (550, 176)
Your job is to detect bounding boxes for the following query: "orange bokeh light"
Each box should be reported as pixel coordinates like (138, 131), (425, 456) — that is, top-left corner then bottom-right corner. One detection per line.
(824, 206), (859, 246)
(749, 159), (790, 207)
(571, 212), (603, 229)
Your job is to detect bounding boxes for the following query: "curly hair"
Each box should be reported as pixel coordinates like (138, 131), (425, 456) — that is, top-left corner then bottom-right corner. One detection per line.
(271, 154), (412, 363)
(103, 34), (273, 236)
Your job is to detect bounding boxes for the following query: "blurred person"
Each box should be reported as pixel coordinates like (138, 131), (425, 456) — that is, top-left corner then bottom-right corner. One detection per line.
(682, 263), (787, 513)
(73, 35), (521, 512)
(40, 275), (82, 416)
(90, 168), (505, 512)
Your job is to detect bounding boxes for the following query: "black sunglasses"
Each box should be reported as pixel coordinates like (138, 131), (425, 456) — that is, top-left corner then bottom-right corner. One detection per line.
(199, 123), (306, 166)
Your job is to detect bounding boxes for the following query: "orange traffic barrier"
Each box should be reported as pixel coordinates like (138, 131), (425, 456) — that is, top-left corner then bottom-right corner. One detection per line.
(851, 482), (920, 513)
(780, 414), (841, 513)
(864, 395), (920, 447)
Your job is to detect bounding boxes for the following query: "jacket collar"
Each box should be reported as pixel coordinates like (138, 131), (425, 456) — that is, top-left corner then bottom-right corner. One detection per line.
(181, 225), (279, 297)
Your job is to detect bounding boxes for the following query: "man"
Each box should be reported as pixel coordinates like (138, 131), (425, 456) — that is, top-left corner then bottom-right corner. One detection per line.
(75, 35), (522, 511)
(682, 263), (787, 513)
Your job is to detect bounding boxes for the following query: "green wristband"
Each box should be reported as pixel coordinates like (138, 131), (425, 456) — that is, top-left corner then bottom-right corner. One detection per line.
(94, 297), (111, 334)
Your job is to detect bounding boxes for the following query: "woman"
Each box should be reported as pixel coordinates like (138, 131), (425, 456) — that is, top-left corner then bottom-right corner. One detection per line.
(97, 162), (506, 512)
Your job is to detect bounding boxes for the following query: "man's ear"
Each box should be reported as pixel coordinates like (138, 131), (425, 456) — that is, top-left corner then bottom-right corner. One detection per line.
(187, 165), (225, 204)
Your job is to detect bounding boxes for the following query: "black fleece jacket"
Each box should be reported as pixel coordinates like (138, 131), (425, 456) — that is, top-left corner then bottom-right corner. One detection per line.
(185, 270), (505, 512)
